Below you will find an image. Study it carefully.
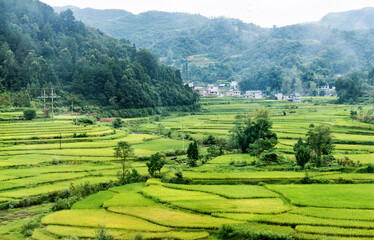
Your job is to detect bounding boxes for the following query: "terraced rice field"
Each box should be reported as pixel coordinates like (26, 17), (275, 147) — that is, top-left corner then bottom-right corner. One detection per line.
(1, 96), (373, 239)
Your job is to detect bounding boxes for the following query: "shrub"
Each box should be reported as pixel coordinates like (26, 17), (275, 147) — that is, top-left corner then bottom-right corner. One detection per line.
(261, 151), (282, 164)
(51, 156), (60, 165)
(23, 109), (36, 120)
(94, 225), (114, 240)
(112, 118), (123, 129)
(217, 224), (293, 240)
(51, 196), (80, 211)
(21, 217), (40, 237)
(77, 117), (96, 125)
(355, 164), (374, 173)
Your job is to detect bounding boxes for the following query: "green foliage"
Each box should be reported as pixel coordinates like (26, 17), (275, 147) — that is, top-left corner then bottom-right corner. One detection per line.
(306, 124), (334, 166)
(187, 141), (199, 166)
(0, 0), (199, 111)
(51, 196), (80, 212)
(112, 118), (123, 129)
(230, 109), (277, 154)
(94, 225), (114, 240)
(21, 217), (40, 237)
(77, 118), (96, 125)
(335, 72), (365, 103)
(217, 224), (293, 240)
(114, 141), (134, 182)
(146, 153), (165, 177)
(207, 145), (224, 158)
(23, 109), (36, 120)
(293, 138), (311, 168)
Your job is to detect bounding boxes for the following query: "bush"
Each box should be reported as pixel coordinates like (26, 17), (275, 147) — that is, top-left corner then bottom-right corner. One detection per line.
(162, 171), (191, 184)
(355, 164), (374, 173)
(51, 196), (80, 211)
(94, 225), (114, 240)
(260, 151), (282, 164)
(77, 117), (96, 125)
(51, 156), (60, 165)
(23, 109), (36, 120)
(21, 217), (40, 237)
(112, 118), (123, 129)
(217, 224), (293, 240)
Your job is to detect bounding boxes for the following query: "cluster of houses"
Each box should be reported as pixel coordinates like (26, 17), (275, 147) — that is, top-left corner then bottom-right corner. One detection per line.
(184, 82), (307, 103)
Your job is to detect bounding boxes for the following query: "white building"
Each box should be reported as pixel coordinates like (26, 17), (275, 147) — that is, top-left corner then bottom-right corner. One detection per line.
(276, 93), (301, 103)
(244, 91), (262, 99)
(184, 82), (194, 88)
(230, 81), (238, 90)
(226, 89), (241, 97)
(317, 85), (336, 96)
(207, 84), (219, 92)
(275, 93), (283, 101)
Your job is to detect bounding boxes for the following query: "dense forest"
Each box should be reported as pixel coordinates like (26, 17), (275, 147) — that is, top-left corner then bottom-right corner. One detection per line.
(61, 6), (374, 96)
(0, 0), (199, 112)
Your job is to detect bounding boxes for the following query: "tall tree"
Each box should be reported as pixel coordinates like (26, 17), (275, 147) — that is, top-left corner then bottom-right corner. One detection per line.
(114, 141), (134, 182)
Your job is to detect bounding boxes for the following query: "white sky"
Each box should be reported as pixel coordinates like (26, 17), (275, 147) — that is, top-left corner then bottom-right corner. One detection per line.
(40, 0), (374, 27)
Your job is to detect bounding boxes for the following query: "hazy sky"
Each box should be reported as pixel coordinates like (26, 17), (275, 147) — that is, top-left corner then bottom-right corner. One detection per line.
(40, 0), (374, 27)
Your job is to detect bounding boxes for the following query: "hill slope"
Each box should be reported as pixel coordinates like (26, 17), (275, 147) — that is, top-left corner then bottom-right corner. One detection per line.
(0, 0), (199, 111)
(319, 7), (374, 31)
(55, 6), (374, 88)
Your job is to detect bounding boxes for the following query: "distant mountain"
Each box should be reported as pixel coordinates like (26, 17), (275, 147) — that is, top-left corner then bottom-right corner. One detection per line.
(52, 6), (374, 94)
(53, 7), (211, 49)
(319, 7), (374, 31)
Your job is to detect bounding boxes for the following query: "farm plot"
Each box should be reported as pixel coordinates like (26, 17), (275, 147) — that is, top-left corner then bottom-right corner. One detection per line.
(140, 185), (290, 214)
(267, 184), (374, 209)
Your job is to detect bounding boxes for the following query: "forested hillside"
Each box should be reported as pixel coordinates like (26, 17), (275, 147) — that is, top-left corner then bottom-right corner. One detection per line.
(61, 6), (374, 95)
(320, 7), (374, 31)
(0, 0), (199, 111)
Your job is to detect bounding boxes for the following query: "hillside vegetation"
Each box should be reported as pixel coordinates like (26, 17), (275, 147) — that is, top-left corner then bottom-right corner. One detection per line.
(0, 0), (199, 111)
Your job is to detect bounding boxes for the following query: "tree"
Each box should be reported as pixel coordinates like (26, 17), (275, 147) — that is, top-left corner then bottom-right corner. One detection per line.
(23, 109), (36, 120)
(293, 138), (311, 168)
(306, 125), (334, 166)
(253, 106), (269, 120)
(112, 118), (123, 129)
(187, 141), (199, 166)
(114, 141), (134, 182)
(146, 152), (165, 177)
(335, 73), (364, 103)
(229, 107), (277, 154)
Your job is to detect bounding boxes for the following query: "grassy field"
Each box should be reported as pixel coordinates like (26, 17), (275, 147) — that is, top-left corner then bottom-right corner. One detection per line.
(1, 96), (373, 239)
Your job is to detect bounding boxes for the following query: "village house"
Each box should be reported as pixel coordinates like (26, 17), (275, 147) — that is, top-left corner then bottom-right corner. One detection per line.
(207, 84), (220, 96)
(276, 93), (301, 103)
(226, 89), (241, 97)
(244, 90), (262, 99)
(317, 85), (336, 96)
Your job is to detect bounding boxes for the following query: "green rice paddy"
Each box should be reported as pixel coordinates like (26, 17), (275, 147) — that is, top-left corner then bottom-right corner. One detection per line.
(0, 96), (373, 239)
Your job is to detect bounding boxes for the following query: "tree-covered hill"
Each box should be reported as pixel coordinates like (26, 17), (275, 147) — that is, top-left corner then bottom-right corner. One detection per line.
(319, 7), (374, 31)
(0, 0), (199, 111)
(56, 6), (374, 95)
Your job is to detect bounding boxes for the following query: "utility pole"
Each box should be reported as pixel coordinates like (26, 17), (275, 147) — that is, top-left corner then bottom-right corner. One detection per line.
(75, 112), (78, 136)
(217, 109), (220, 127)
(43, 88), (46, 122)
(51, 87), (54, 123)
(59, 132), (62, 149)
(72, 101), (74, 121)
(182, 124), (184, 151)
